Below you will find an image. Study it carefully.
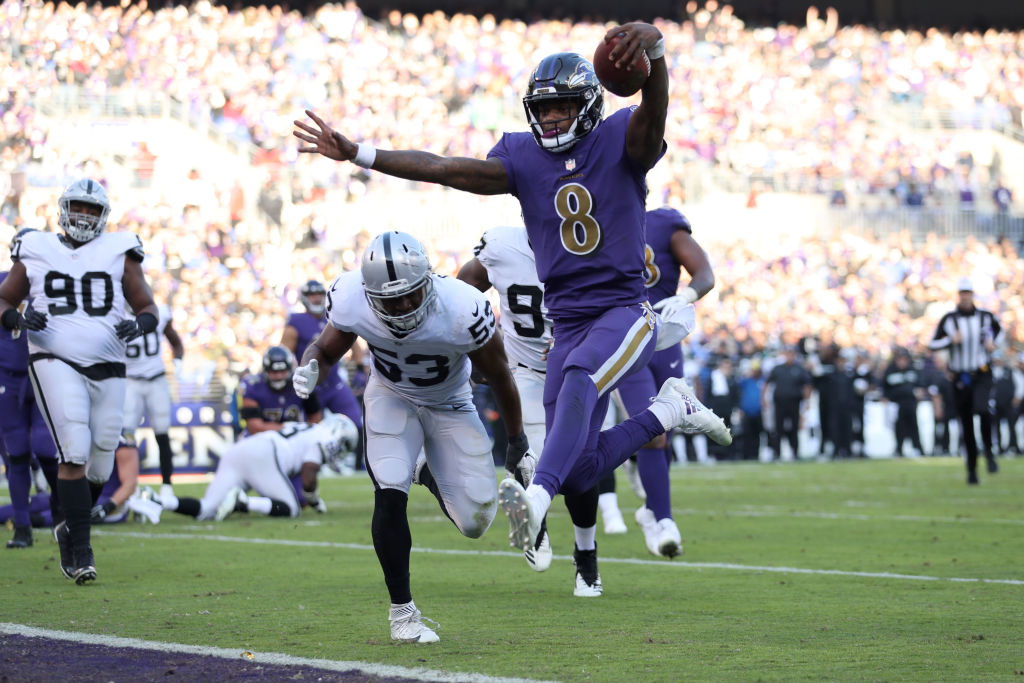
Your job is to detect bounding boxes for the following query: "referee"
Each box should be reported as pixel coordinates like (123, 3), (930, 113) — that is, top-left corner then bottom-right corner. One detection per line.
(928, 277), (1002, 484)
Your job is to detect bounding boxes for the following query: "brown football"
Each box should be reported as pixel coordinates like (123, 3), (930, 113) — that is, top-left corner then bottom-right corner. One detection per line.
(593, 33), (650, 97)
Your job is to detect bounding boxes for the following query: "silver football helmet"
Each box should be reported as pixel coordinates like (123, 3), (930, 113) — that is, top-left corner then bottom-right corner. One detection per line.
(361, 231), (436, 334)
(317, 412), (359, 473)
(58, 178), (111, 243)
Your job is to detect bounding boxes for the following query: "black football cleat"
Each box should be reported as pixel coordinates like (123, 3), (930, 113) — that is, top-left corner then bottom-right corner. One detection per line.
(7, 524), (33, 548)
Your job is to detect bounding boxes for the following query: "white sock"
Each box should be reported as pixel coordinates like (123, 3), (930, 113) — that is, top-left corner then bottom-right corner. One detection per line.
(574, 524), (597, 550)
(647, 402), (676, 432)
(525, 484), (552, 517)
(247, 496), (271, 515)
(598, 492), (620, 517)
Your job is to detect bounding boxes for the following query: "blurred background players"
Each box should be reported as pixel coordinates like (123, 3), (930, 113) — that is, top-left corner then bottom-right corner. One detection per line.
(882, 348), (926, 457)
(281, 279), (364, 463)
(0, 178), (159, 585)
(159, 414), (357, 522)
(123, 298), (184, 499)
(237, 345), (321, 434)
(0, 229), (59, 548)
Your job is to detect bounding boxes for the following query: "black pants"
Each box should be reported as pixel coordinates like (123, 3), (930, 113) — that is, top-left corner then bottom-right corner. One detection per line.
(894, 400), (923, 456)
(994, 404), (1021, 453)
(953, 370), (994, 475)
(772, 400), (801, 459)
(740, 413), (763, 461)
(933, 417), (954, 455)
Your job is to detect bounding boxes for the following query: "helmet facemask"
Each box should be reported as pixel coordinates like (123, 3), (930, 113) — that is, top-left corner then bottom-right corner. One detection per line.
(523, 53), (604, 153)
(300, 281), (327, 316)
(361, 231), (437, 335)
(262, 346), (297, 391)
(364, 276), (436, 335)
(58, 179), (110, 243)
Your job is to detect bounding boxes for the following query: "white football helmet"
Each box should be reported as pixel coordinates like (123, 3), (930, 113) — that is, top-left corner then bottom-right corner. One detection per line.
(361, 231), (436, 334)
(58, 178), (111, 243)
(317, 412), (359, 472)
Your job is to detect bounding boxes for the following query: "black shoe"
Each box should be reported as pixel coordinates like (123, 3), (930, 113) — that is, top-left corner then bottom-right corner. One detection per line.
(71, 545), (97, 585)
(53, 521), (75, 580)
(986, 457), (999, 474)
(6, 524), (33, 548)
(572, 544), (602, 597)
(967, 471), (980, 485)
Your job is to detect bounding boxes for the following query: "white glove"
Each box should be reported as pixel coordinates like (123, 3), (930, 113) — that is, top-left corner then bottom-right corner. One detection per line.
(654, 303), (696, 351)
(653, 287), (698, 319)
(293, 359), (319, 398)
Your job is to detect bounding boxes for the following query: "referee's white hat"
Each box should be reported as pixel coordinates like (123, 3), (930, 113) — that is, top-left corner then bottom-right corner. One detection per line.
(956, 276), (974, 292)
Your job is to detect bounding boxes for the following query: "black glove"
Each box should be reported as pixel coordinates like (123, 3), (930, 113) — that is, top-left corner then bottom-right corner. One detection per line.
(505, 432), (536, 486)
(115, 312), (157, 341)
(90, 500), (117, 523)
(115, 319), (143, 341)
(1, 306), (47, 332)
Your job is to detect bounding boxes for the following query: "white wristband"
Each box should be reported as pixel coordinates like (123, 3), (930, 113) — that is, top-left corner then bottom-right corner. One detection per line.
(646, 37), (666, 60)
(353, 142), (376, 169)
(680, 286), (698, 304)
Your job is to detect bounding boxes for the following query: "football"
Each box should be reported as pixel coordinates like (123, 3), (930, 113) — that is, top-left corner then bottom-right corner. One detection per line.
(593, 33), (651, 97)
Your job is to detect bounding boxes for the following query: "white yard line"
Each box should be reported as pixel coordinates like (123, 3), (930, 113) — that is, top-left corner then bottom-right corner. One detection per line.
(0, 622), (558, 683)
(95, 529), (1024, 586)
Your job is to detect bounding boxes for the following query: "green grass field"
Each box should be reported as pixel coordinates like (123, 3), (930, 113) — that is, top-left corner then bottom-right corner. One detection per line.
(3, 456), (1022, 682)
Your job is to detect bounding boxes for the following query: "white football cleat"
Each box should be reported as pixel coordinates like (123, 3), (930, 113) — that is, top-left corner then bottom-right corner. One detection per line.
(602, 506), (628, 535)
(389, 602), (440, 643)
(215, 486), (243, 522)
(652, 378), (732, 446)
(656, 517), (683, 558)
(498, 478), (544, 552)
(524, 526), (552, 572)
(572, 545), (603, 597)
(125, 497), (163, 525)
(635, 506), (661, 557)
(159, 483), (175, 501)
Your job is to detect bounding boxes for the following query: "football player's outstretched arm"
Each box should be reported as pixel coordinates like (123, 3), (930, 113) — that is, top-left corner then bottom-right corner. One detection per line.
(612, 22), (669, 170)
(293, 110), (509, 195)
(456, 258), (493, 293)
(468, 333), (524, 440)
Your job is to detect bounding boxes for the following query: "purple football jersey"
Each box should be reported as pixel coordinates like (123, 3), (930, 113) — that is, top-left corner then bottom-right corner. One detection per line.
(286, 311), (327, 362)
(488, 108), (664, 321)
(643, 207), (692, 306)
(237, 374), (309, 425)
(0, 272), (29, 373)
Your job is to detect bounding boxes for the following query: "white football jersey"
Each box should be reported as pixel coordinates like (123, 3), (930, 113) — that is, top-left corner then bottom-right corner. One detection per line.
(270, 421), (341, 476)
(326, 271), (495, 406)
(13, 230), (143, 367)
(126, 303), (171, 379)
(473, 226), (551, 372)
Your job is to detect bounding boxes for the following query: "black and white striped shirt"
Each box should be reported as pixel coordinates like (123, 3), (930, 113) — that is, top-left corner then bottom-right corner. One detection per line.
(928, 307), (1002, 373)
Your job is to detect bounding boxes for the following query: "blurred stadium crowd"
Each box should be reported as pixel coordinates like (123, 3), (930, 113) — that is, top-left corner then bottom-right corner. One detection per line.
(0, 0), (1022, 456)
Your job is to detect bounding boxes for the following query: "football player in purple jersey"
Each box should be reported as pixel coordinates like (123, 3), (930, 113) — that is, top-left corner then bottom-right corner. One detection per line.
(616, 207), (715, 558)
(0, 239), (60, 549)
(281, 279), (328, 363)
(294, 22), (729, 567)
(236, 345), (322, 435)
